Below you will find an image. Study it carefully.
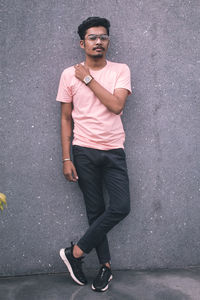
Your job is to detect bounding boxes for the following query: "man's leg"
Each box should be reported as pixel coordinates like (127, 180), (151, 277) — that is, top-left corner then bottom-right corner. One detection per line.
(75, 147), (130, 292)
(73, 145), (111, 265)
(76, 148), (130, 254)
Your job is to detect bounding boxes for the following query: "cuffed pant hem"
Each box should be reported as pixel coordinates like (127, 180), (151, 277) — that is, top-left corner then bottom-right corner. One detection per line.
(77, 241), (111, 264)
(77, 241), (91, 254)
(99, 258), (111, 265)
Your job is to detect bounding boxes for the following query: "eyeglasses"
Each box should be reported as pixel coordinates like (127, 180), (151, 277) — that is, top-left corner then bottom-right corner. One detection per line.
(86, 34), (109, 41)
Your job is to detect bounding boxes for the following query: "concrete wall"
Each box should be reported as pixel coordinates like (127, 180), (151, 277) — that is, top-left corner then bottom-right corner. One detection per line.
(1, 0), (200, 276)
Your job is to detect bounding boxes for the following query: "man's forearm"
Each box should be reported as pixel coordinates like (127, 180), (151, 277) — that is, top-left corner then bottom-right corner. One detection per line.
(74, 64), (128, 115)
(61, 117), (72, 160)
(87, 79), (122, 114)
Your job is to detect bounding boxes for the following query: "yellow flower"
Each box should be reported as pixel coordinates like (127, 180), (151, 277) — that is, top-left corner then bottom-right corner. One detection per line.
(0, 193), (7, 211)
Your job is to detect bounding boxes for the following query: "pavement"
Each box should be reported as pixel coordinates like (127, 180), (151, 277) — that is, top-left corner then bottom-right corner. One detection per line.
(0, 267), (200, 300)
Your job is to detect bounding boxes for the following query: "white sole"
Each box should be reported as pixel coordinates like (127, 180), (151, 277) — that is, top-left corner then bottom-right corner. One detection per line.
(59, 248), (85, 286)
(91, 274), (113, 292)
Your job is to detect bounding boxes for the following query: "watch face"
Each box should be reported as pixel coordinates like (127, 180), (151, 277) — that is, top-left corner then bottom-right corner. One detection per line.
(84, 75), (92, 84)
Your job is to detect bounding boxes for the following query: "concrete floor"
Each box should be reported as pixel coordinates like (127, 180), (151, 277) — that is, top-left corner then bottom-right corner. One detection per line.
(0, 267), (200, 300)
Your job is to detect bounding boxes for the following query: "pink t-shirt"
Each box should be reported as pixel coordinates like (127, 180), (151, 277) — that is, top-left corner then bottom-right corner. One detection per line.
(56, 60), (132, 150)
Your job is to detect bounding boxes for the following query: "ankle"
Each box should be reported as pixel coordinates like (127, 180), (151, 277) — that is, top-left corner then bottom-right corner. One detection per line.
(103, 262), (111, 269)
(73, 244), (83, 258)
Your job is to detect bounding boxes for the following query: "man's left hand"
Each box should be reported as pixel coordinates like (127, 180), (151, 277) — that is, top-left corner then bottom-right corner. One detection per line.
(74, 64), (90, 82)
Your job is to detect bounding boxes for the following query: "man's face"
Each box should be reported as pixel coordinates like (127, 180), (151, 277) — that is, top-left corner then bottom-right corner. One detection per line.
(80, 26), (109, 58)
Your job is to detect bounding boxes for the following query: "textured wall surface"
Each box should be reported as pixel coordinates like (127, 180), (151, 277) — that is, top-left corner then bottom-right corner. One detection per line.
(1, 0), (200, 276)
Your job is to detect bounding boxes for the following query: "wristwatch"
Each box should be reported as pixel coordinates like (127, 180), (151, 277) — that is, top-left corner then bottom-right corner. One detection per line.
(83, 75), (93, 85)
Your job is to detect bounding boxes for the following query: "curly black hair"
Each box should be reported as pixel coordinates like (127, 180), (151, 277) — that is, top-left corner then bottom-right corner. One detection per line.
(77, 17), (110, 40)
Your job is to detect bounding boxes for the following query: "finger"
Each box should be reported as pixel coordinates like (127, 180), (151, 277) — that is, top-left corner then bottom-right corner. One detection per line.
(72, 165), (79, 181)
(64, 172), (73, 182)
(65, 169), (77, 182)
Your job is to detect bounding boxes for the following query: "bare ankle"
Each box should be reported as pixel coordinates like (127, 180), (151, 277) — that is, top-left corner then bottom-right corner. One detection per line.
(73, 244), (83, 258)
(103, 262), (111, 269)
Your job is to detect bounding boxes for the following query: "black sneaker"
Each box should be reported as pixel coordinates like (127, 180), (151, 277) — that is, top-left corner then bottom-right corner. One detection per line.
(91, 265), (113, 292)
(59, 242), (87, 285)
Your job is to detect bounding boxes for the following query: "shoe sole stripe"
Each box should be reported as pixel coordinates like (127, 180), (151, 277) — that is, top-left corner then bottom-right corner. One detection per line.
(59, 248), (85, 286)
(91, 274), (113, 292)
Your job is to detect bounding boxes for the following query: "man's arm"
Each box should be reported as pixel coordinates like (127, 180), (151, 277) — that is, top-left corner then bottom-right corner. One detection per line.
(61, 102), (78, 182)
(74, 64), (129, 115)
(87, 80), (129, 115)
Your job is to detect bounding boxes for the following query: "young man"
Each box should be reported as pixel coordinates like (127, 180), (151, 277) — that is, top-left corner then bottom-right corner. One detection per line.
(56, 17), (132, 292)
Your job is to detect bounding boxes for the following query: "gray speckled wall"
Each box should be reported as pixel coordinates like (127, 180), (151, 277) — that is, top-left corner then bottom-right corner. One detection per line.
(1, 0), (200, 276)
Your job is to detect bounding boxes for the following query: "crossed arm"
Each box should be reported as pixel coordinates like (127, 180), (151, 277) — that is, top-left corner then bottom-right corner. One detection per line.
(74, 63), (129, 115)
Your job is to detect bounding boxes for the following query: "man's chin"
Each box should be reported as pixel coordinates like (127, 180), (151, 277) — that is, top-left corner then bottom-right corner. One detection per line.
(90, 53), (104, 58)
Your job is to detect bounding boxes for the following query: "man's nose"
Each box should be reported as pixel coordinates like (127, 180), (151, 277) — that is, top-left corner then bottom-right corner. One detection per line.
(96, 37), (102, 43)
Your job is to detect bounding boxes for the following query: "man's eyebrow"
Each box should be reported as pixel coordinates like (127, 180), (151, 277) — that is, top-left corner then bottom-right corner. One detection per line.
(88, 34), (107, 36)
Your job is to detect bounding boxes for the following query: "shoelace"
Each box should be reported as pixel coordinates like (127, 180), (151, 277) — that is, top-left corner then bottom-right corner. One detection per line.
(97, 267), (107, 280)
(102, 268), (107, 278)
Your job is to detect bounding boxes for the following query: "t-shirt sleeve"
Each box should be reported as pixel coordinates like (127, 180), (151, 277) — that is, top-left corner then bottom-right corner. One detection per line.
(114, 64), (132, 94)
(56, 69), (73, 103)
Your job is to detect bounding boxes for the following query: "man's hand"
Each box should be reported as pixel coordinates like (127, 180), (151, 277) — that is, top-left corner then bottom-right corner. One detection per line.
(74, 64), (90, 82)
(63, 161), (79, 182)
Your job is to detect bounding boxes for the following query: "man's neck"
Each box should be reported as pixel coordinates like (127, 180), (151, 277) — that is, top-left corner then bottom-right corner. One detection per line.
(84, 57), (107, 71)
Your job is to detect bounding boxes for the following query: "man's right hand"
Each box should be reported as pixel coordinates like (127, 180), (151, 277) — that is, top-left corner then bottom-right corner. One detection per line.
(63, 161), (79, 182)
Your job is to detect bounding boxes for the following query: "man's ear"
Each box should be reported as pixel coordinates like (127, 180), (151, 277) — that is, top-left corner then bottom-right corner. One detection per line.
(80, 40), (85, 49)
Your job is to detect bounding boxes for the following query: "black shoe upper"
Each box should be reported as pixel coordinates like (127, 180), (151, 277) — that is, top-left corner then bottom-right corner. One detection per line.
(92, 265), (112, 291)
(65, 242), (87, 284)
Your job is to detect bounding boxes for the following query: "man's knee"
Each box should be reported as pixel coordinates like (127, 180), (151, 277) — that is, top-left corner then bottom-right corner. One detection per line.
(87, 206), (105, 225)
(109, 203), (130, 220)
(120, 204), (130, 218)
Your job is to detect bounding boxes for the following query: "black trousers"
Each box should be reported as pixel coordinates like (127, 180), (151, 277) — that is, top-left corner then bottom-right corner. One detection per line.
(73, 145), (130, 264)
